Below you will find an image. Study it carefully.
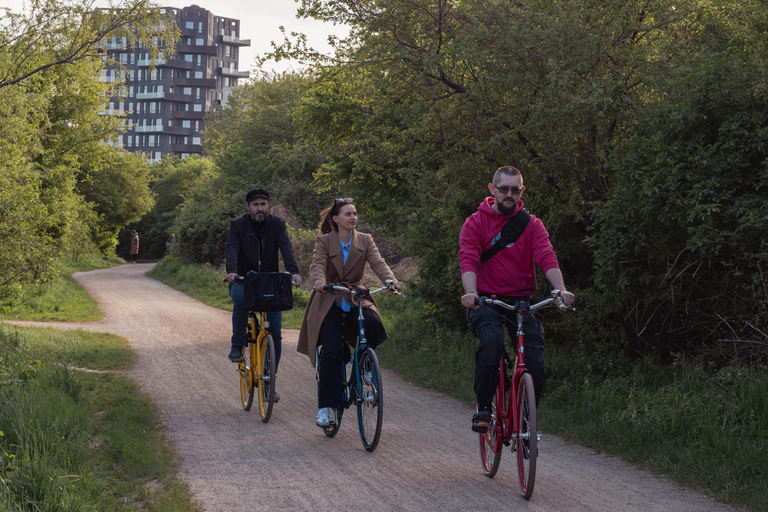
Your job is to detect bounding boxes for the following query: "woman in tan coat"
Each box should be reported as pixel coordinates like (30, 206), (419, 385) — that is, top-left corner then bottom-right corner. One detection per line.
(298, 198), (403, 428)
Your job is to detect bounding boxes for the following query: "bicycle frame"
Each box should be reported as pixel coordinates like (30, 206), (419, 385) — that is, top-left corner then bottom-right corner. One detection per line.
(477, 290), (573, 498)
(316, 282), (400, 450)
(493, 301), (531, 448)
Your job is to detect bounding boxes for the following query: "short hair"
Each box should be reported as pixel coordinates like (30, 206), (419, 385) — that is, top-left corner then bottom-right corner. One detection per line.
(493, 166), (523, 185)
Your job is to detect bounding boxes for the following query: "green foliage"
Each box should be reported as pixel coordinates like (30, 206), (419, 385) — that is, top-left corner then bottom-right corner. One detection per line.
(589, 49), (768, 357)
(0, 326), (200, 511)
(0, 257), (124, 321)
(544, 357), (768, 512)
(0, 0), (177, 307)
(127, 155), (216, 260)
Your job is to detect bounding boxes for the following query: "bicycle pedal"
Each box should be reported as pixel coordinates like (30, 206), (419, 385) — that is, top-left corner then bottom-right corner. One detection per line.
(472, 421), (490, 433)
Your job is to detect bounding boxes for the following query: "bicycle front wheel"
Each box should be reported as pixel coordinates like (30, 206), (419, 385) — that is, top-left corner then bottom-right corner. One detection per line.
(239, 345), (254, 411)
(516, 372), (538, 500)
(257, 334), (276, 423)
(357, 347), (383, 452)
(479, 400), (502, 477)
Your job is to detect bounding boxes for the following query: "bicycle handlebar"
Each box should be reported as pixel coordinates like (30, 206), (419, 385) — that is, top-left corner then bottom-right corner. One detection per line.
(323, 279), (403, 298)
(226, 272), (292, 284)
(475, 290), (575, 312)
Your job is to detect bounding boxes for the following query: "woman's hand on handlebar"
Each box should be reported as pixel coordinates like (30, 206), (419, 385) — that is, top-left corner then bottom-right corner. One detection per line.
(314, 281), (327, 293)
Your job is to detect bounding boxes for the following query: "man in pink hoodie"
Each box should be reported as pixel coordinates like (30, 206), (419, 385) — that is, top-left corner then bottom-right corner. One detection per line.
(459, 165), (575, 431)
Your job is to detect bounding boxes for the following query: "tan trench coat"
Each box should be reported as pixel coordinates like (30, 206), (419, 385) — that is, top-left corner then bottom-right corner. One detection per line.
(297, 230), (395, 367)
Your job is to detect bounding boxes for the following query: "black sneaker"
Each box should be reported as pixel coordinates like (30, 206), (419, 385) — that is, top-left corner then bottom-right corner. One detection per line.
(472, 407), (492, 433)
(228, 346), (244, 362)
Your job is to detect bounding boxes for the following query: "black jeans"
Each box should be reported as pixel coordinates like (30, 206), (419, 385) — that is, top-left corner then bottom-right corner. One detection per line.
(317, 305), (386, 408)
(467, 305), (546, 407)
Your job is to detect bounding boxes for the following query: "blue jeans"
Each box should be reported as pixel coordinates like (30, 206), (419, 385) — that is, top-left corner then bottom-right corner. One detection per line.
(229, 283), (282, 372)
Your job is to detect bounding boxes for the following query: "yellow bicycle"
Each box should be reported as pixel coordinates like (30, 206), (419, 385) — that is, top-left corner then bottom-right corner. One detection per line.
(238, 310), (276, 423)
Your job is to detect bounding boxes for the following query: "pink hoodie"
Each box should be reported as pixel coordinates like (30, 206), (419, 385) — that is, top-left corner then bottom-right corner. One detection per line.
(459, 197), (560, 297)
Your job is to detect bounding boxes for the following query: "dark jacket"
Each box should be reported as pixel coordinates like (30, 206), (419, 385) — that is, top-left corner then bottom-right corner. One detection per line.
(225, 214), (300, 275)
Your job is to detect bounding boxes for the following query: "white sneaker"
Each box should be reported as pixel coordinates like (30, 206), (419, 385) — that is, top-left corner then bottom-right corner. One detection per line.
(316, 407), (331, 427)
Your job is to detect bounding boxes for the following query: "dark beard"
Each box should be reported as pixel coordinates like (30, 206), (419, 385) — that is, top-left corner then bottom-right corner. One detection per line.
(250, 213), (266, 223)
(496, 200), (516, 215)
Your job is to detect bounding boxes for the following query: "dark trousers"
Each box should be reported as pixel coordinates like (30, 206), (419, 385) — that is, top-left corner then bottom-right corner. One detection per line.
(317, 305), (385, 408)
(229, 283), (283, 372)
(467, 305), (546, 407)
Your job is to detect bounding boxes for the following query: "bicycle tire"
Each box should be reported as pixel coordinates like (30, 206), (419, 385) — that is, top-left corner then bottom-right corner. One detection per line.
(357, 347), (383, 452)
(516, 372), (537, 500)
(239, 344), (254, 411)
(257, 333), (276, 423)
(479, 400), (502, 477)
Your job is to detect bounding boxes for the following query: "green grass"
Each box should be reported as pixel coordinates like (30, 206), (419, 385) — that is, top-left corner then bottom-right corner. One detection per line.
(0, 257), (125, 322)
(146, 257), (309, 329)
(0, 325), (201, 511)
(376, 291), (768, 512)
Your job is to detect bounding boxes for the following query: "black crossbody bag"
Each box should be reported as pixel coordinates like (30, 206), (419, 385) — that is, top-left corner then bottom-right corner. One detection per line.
(480, 210), (531, 263)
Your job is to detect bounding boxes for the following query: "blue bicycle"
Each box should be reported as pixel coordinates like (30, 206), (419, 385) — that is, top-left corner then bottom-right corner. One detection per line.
(315, 281), (401, 452)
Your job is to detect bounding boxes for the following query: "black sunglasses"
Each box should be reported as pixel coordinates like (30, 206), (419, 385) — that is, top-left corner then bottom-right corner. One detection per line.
(493, 185), (522, 196)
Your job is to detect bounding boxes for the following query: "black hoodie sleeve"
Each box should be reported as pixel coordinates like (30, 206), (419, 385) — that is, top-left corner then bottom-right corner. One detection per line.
(275, 218), (300, 274)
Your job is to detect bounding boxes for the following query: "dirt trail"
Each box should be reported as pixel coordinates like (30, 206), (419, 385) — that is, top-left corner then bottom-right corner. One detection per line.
(3, 264), (737, 511)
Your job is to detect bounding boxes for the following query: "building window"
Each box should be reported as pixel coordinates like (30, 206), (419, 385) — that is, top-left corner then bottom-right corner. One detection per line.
(193, 104), (203, 112)
(182, 120), (191, 128)
(185, 21), (194, 29)
(184, 54), (193, 62)
(192, 136), (201, 145)
(195, 37), (204, 46)
(194, 71), (203, 79)
(183, 87), (192, 95)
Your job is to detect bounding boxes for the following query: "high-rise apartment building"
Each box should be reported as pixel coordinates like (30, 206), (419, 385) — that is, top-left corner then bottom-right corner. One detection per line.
(102, 4), (250, 162)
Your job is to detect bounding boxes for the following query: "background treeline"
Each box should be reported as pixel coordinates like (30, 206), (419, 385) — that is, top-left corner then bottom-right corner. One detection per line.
(143, 0), (768, 369)
(0, 0), (177, 308)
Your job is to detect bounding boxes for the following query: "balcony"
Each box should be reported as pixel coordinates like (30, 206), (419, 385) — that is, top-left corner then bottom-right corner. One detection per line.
(159, 58), (195, 70)
(134, 125), (164, 133)
(170, 143), (202, 153)
(176, 44), (218, 55)
(162, 125), (195, 136)
(174, 77), (217, 88)
(216, 67), (249, 78)
(135, 91), (166, 100)
(172, 110), (206, 120)
(217, 34), (251, 46)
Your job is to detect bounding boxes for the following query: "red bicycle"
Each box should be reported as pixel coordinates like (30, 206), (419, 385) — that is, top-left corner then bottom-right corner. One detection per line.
(476, 290), (573, 500)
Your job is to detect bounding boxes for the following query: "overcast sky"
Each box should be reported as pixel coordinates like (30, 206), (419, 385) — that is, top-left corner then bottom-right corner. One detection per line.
(0, 0), (347, 73)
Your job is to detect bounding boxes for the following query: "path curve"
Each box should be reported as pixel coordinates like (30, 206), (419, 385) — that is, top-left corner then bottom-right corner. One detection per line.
(3, 264), (737, 512)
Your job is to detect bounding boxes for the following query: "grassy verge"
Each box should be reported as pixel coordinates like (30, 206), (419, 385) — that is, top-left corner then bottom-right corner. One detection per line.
(0, 324), (200, 511)
(146, 257), (309, 329)
(0, 257), (126, 322)
(375, 292), (767, 512)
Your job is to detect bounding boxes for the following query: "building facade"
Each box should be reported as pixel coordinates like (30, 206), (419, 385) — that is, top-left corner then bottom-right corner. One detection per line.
(103, 4), (250, 162)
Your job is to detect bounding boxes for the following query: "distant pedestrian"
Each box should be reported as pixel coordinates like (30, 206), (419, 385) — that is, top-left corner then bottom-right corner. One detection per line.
(166, 233), (176, 246)
(130, 230), (140, 263)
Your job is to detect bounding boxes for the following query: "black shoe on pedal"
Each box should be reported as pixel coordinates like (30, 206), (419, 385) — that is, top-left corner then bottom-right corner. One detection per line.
(228, 346), (244, 362)
(472, 407), (492, 433)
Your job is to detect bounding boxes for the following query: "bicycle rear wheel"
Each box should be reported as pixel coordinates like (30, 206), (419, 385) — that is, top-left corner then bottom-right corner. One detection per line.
(239, 344), (254, 410)
(479, 400), (502, 477)
(516, 372), (538, 500)
(357, 347), (383, 452)
(257, 334), (276, 423)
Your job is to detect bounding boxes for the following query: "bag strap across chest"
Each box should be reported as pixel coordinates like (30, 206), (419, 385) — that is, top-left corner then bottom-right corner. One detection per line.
(480, 210), (531, 263)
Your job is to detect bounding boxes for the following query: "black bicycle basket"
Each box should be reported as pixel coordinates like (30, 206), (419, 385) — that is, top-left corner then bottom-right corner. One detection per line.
(243, 272), (293, 312)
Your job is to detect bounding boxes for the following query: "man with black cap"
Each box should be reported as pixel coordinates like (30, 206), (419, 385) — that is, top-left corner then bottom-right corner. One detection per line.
(224, 188), (302, 401)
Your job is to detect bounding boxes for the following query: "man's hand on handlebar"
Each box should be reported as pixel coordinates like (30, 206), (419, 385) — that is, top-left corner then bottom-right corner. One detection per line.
(224, 273), (238, 284)
(461, 291), (479, 309)
(292, 274), (302, 287)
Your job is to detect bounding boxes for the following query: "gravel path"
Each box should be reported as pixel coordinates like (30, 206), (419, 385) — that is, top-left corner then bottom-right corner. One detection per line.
(3, 264), (738, 511)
